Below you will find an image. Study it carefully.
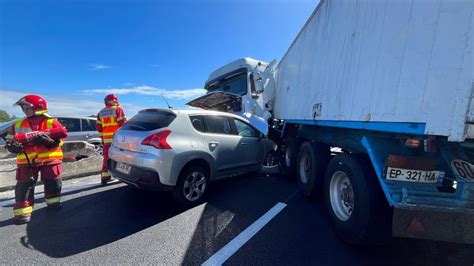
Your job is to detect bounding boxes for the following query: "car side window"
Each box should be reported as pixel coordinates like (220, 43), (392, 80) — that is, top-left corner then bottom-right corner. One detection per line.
(190, 115), (206, 133)
(58, 118), (81, 132)
(81, 119), (94, 131)
(88, 119), (97, 129)
(205, 116), (233, 135)
(233, 119), (259, 138)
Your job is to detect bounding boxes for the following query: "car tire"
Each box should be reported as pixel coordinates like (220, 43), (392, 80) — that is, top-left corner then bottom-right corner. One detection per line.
(173, 165), (209, 207)
(323, 153), (391, 245)
(282, 137), (302, 179)
(297, 141), (330, 199)
(261, 151), (280, 175)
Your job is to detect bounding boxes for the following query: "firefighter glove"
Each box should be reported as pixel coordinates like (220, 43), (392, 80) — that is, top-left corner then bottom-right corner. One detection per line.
(5, 141), (23, 154)
(45, 139), (61, 148)
(33, 133), (55, 147)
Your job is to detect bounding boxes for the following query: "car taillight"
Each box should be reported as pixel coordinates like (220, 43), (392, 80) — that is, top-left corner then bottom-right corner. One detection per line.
(141, 130), (172, 149)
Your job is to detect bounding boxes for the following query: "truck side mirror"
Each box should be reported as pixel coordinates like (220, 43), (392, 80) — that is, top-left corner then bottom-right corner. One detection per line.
(250, 73), (264, 99)
(255, 77), (264, 94)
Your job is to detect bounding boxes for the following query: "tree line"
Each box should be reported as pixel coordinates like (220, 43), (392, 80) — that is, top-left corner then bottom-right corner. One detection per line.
(0, 109), (18, 124)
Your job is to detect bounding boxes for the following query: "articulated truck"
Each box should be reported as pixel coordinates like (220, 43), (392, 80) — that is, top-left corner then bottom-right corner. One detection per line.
(188, 0), (474, 244)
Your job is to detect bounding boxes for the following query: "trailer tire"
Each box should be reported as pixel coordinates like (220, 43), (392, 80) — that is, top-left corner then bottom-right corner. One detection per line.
(297, 141), (330, 199)
(282, 137), (302, 179)
(323, 153), (391, 245)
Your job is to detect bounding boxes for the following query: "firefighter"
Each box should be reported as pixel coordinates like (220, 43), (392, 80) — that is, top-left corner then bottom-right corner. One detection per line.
(96, 94), (126, 185)
(4, 95), (68, 224)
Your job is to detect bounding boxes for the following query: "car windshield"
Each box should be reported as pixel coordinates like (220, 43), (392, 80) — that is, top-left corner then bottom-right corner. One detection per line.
(206, 72), (248, 96)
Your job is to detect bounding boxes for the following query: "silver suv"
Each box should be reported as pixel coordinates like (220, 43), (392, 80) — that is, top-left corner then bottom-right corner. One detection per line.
(108, 108), (276, 206)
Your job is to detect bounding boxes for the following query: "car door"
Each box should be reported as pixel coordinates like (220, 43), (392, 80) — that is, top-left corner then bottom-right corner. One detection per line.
(231, 118), (264, 171)
(203, 115), (242, 178)
(57, 117), (82, 141)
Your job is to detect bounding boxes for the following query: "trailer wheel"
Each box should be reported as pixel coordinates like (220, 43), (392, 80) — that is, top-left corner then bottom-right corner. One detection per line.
(323, 153), (391, 245)
(297, 142), (330, 199)
(282, 137), (302, 178)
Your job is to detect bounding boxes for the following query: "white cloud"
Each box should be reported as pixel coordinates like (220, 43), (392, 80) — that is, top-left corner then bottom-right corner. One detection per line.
(83, 85), (206, 100)
(89, 64), (111, 70)
(0, 89), (144, 118)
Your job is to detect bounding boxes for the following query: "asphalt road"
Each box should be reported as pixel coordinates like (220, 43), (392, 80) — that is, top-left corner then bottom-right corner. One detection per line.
(0, 173), (473, 265)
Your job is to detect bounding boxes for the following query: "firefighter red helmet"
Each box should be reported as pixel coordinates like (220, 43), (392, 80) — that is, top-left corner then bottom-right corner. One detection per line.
(104, 94), (119, 106)
(14, 94), (48, 115)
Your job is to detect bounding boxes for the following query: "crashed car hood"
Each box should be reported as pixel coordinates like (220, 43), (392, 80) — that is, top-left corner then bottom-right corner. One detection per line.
(186, 92), (241, 110)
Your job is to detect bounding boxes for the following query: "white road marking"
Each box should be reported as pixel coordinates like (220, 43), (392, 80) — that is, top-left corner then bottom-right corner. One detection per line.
(0, 180), (119, 207)
(202, 202), (287, 266)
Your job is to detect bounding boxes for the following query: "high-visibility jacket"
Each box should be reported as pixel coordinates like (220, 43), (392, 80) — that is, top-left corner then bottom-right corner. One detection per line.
(96, 105), (126, 144)
(13, 118), (65, 165)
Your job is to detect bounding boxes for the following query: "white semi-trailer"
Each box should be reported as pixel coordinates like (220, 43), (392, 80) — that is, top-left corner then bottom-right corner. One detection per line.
(188, 0), (474, 244)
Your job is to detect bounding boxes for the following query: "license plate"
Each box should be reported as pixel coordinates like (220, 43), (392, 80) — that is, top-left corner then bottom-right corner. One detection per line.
(386, 167), (443, 183)
(116, 162), (131, 175)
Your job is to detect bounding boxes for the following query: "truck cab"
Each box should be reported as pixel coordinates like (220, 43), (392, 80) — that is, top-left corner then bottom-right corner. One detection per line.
(187, 58), (275, 134)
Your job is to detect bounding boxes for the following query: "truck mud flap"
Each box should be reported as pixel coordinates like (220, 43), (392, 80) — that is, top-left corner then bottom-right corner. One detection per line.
(392, 203), (474, 244)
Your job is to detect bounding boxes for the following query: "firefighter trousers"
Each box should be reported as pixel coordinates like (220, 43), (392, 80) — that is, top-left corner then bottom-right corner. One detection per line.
(14, 163), (62, 222)
(101, 143), (112, 181)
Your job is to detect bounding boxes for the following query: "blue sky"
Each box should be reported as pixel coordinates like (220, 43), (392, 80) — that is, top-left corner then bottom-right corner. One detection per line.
(0, 0), (318, 118)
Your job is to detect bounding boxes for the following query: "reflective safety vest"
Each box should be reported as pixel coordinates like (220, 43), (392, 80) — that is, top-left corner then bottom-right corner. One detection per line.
(97, 106), (124, 144)
(14, 118), (64, 165)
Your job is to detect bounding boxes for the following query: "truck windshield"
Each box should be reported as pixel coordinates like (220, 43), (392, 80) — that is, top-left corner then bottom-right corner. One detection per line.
(206, 72), (247, 96)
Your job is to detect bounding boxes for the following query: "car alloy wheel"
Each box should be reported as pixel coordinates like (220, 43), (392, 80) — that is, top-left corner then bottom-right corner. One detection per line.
(183, 171), (207, 201)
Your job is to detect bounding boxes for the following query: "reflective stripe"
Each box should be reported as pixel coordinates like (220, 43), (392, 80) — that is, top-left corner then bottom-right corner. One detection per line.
(46, 118), (54, 128)
(18, 152), (37, 159)
(35, 110), (48, 115)
(103, 138), (113, 144)
(15, 119), (32, 134)
(100, 132), (115, 137)
(117, 116), (126, 121)
(102, 122), (119, 127)
(37, 151), (63, 158)
(17, 151), (38, 164)
(15, 119), (24, 128)
(14, 206), (33, 216)
(97, 120), (102, 124)
(45, 197), (61, 205)
(101, 172), (111, 177)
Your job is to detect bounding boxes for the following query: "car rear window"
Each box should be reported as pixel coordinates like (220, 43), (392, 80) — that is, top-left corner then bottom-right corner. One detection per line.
(121, 111), (176, 131)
